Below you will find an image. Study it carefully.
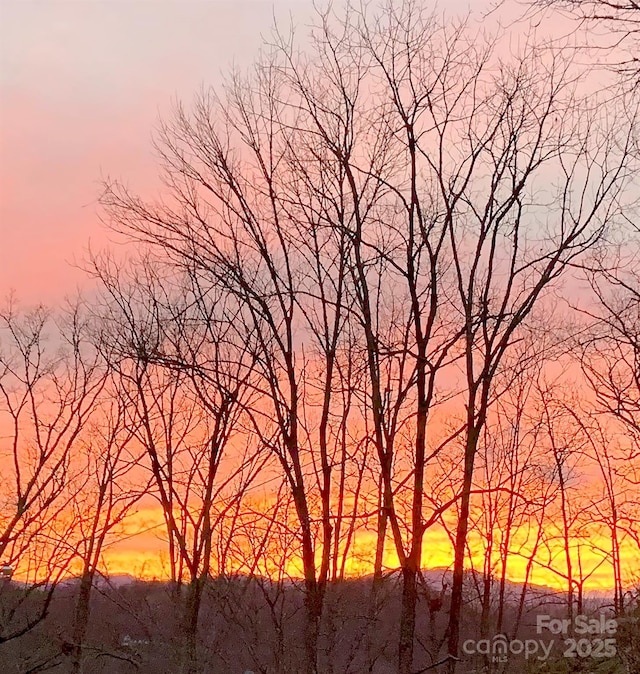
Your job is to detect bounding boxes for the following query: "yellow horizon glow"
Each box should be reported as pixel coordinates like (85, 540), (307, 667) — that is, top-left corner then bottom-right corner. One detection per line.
(32, 506), (635, 594)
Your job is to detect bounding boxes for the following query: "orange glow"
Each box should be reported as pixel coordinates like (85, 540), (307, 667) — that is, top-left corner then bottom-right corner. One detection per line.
(55, 505), (637, 592)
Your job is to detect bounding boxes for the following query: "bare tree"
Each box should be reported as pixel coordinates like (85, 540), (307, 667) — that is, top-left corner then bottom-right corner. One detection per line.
(0, 299), (105, 646)
(97, 41), (362, 672)
(66, 389), (143, 674)
(436, 44), (635, 673)
(528, 0), (640, 83)
(95, 3), (637, 673)
(90, 257), (263, 674)
(574, 240), (640, 616)
(580, 256), (640, 450)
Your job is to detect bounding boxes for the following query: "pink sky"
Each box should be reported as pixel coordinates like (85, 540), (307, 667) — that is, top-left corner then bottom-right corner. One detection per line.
(0, 1), (323, 301)
(1, 0), (564, 303)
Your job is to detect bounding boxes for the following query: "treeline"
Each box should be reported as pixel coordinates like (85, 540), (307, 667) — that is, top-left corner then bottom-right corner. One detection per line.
(2, 574), (639, 673)
(1, 1), (639, 673)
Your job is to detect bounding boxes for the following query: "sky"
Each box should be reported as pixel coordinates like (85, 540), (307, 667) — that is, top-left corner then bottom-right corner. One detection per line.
(5, 0), (590, 305)
(2, 0), (508, 304)
(8, 0), (628, 310)
(0, 0), (333, 301)
(5, 1), (635, 591)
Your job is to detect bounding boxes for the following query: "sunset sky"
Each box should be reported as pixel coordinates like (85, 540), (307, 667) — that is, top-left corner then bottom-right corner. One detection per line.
(1, 0), (535, 303)
(2, 1), (637, 595)
(3, 6), (640, 674)
(1, 0), (314, 299)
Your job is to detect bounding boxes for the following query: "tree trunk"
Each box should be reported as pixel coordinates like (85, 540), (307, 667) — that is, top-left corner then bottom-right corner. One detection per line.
(303, 582), (322, 674)
(181, 576), (205, 674)
(398, 564), (418, 674)
(70, 570), (93, 674)
(290, 471), (321, 674)
(447, 426), (480, 673)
